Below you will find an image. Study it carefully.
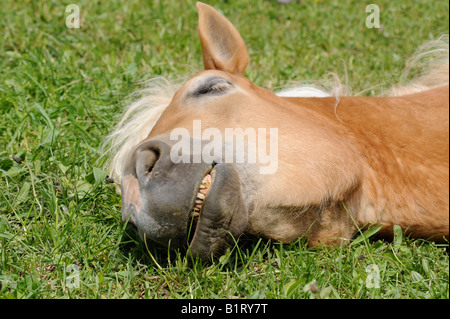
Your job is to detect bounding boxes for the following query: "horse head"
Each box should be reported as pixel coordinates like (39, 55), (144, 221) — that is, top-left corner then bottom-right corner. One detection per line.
(116, 3), (449, 262)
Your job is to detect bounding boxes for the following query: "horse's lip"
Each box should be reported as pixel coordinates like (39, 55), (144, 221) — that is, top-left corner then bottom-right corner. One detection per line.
(186, 163), (248, 262)
(187, 166), (216, 245)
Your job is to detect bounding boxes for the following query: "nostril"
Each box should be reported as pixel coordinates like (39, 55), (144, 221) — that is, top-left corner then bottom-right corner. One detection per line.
(136, 147), (160, 178)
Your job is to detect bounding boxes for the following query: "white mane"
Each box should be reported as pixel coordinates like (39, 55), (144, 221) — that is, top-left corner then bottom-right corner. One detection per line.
(102, 77), (180, 184)
(276, 86), (331, 97)
(384, 35), (449, 96)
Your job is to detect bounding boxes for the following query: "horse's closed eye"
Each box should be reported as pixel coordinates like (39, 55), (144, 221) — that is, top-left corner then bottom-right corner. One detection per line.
(193, 77), (232, 96)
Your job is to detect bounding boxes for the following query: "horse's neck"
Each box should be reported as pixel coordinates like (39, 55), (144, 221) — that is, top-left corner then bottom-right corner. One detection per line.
(283, 86), (449, 236)
(284, 85), (448, 152)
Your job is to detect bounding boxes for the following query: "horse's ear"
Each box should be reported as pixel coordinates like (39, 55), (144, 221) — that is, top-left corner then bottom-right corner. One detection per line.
(196, 2), (248, 75)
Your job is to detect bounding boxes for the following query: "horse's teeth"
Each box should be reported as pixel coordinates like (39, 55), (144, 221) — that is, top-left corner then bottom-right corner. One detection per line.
(196, 193), (205, 200)
(192, 174), (212, 219)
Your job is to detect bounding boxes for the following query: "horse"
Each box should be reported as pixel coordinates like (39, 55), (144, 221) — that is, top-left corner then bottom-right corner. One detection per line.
(104, 2), (449, 262)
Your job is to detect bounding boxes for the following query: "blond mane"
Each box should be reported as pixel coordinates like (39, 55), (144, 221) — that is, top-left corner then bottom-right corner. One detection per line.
(102, 77), (181, 184)
(385, 35), (449, 96)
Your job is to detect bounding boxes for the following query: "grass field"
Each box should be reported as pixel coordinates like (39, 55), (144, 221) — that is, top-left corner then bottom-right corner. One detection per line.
(0, 0), (448, 299)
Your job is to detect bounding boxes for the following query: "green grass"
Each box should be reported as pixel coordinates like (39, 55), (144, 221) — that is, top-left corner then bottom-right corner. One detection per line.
(0, 0), (448, 299)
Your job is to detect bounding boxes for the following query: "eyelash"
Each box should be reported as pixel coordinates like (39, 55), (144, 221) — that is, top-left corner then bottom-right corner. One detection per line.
(194, 79), (232, 96)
